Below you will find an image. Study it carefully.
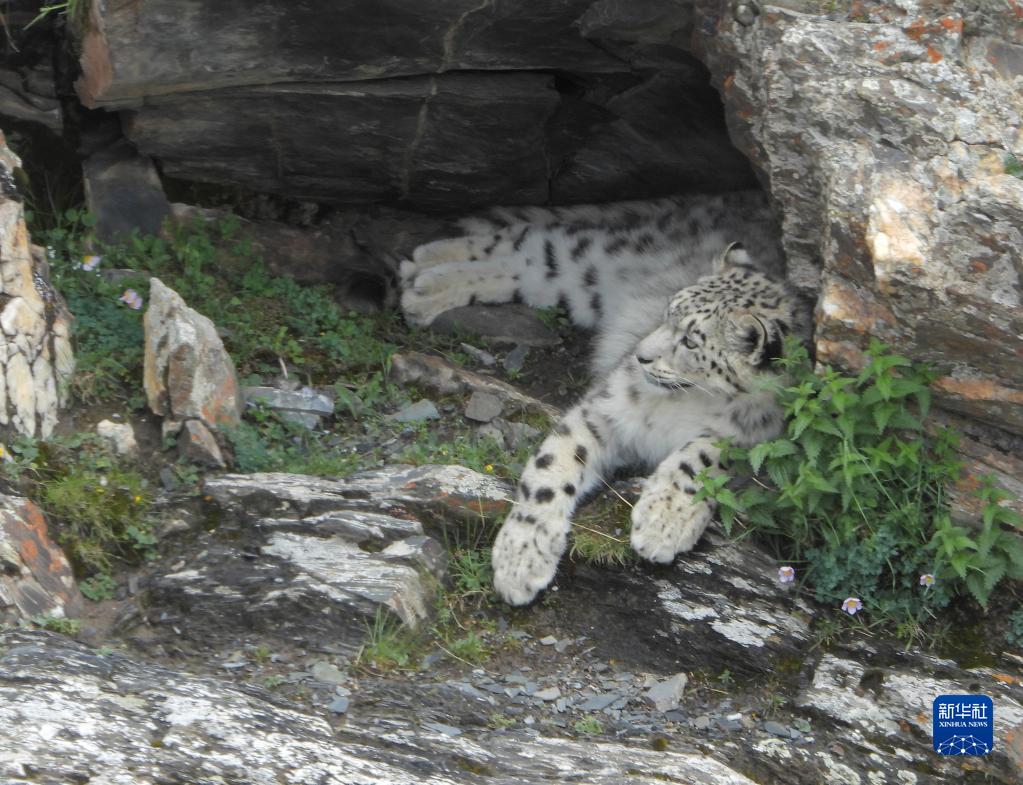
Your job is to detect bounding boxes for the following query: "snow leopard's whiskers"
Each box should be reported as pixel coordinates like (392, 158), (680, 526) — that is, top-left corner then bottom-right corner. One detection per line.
(678, 377), (714, 396)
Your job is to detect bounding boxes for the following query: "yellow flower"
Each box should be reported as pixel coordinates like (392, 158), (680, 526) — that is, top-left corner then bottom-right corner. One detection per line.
(484, 464), (495, 473)
(134, 495), (143, 504)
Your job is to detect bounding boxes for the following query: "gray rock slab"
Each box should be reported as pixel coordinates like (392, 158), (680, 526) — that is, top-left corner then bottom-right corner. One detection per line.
(83, 138), (170, 242)
(386, 399), (440, 423)
(464, 391), (504, 423)
(643, 673), (688, 713)
(431, 305), (560, 347)
(245, 386), (335, 417)
(259, 509), (425, 545)
(204, 464), (513, 530)
(578, 693), (620, 712)
(502, 345), (530, 373)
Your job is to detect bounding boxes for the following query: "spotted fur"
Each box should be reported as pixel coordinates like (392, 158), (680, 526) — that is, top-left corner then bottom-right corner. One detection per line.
(400, 191), (813, 605)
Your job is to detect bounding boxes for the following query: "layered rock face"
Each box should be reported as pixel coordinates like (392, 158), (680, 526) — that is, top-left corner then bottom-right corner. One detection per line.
(0, 132), (73, 439)
(74, 0), (757, 209)
(693, 0), (1023, 452)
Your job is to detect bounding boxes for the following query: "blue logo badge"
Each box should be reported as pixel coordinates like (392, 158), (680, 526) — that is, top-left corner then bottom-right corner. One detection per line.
(933, 695), (993, 755)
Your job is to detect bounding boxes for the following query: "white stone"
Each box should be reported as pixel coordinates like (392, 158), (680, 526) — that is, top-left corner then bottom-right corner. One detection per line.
(5, 352), (34, 436)
(96, 420), (139, 457)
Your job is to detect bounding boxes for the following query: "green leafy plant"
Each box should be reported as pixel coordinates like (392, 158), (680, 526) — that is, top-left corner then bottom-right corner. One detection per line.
(11, 432), (157, 577)
(1005, 608), (1023, 649)
(79, 573), (117, 601)
(356, 610), (418, 671)
(30, 614), (81, 636)
(573, 715), (604, 735)
(699, 339), (1023, 638)
(1005, 154), (1023, 180)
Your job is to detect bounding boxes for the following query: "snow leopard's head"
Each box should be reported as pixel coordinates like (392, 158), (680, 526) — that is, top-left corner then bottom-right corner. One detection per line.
(634, 244), (812, 396)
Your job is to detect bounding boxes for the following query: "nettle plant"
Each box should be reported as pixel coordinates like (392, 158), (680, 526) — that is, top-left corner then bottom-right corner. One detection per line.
(699, 339), (1023, 636)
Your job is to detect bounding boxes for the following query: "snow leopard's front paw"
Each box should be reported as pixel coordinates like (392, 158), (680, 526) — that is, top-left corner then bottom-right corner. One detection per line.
(491, 509), (567, 606)
(630, 482), (715, 564)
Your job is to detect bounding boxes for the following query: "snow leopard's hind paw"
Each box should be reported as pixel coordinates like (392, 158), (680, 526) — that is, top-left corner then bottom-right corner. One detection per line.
(399, 261), (476, 326)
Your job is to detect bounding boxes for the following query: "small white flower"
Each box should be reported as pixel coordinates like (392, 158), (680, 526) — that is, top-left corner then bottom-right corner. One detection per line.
(81, 255), (101, 272)
(778, 566), (795, 583)
(919, 573), (935, 587)
(841, 597), (863, 616)
(119, 289), (144, 310)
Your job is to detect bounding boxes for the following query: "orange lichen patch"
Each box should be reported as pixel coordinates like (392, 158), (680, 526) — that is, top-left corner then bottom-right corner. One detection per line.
(439, 492), (509, 518)
(934, 376), (1023, 404)
(938, 16), (963, 34)
(815, 339), (869, 372)
(991, 673), (1020, 685)
(817, 277), (898, 335)
(969, 260), (989, 273)
(905, 18), (927, 41)
(1005, 723), (1023, 770)
(873, 41), (888, 51)
(723, 74), (735, 90)
(926, 46), (943, 63)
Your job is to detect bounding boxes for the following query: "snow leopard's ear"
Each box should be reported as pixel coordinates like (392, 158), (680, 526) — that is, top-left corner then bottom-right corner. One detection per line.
(729, 313), (785, 369)
(713, 242), (755, 275)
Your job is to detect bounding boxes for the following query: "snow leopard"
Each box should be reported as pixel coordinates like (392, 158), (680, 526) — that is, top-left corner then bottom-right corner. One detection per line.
(400, 190), (813, 606)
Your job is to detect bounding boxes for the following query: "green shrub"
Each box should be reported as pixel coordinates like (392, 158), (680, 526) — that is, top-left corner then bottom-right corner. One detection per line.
(699, 339), (1023, 636)
(40, 210), (397, 405)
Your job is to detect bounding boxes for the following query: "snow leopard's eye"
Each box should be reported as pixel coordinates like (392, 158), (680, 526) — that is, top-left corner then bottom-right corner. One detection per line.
(682, 333), (698, 350)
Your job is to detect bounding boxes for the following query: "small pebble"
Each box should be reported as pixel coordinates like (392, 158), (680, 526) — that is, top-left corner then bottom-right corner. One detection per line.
(328, 696), (350, 714)
(310, 661), (346, 685)
(533, 687), (561, 701)
(503, 344), (530, 373)
(460, 342), (496, 366)
(764, 720), (791, 738)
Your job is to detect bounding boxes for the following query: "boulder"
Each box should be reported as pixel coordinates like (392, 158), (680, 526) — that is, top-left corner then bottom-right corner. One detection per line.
(95, 418), (138, 457)
(0, 630), (765, 785)
(138, 465), (510, 655)
(177, 419), (226, 468)
(0, 495), (81, 625)
(0, 130), (73, 439)
(692, 1), (1023, 445)
(143, 277), (243, 433)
